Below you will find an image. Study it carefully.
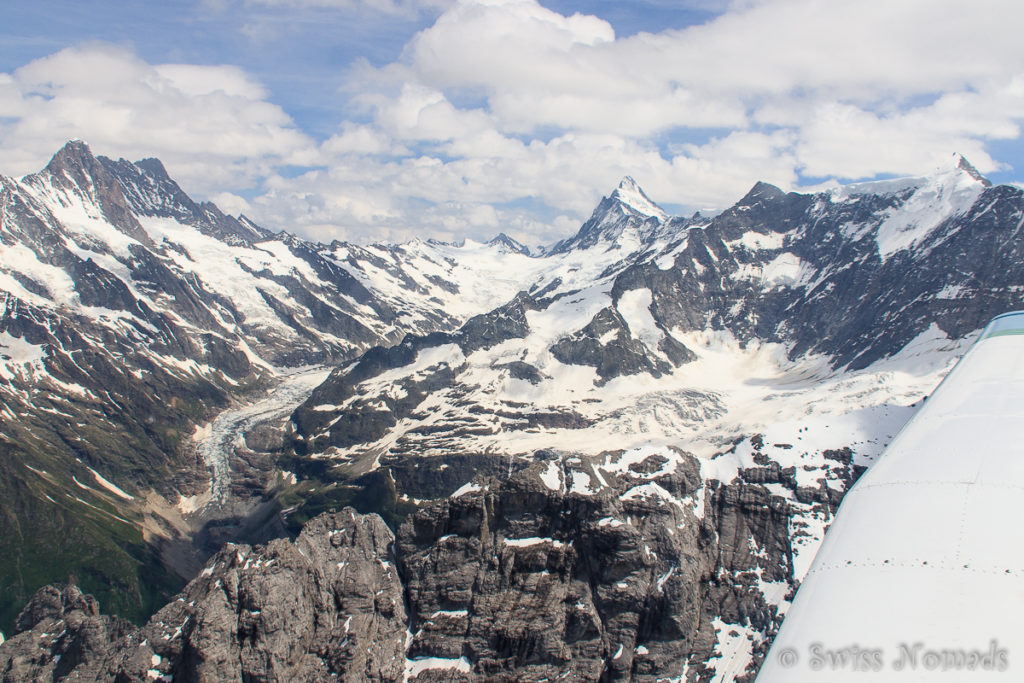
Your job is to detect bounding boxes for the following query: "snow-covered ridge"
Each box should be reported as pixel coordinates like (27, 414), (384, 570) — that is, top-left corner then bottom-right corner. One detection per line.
(290, 146), (1015, 469)
(872, 156), (991, 260)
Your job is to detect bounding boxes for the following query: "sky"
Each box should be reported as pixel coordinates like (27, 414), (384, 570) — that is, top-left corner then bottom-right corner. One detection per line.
(2, 0), (1024, 247)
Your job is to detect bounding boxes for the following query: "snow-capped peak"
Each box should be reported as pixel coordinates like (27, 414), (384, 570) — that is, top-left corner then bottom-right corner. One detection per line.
(610, 176), (669, 221)
(827, 154), (992, 203)
(949, 152), (992, 187)
(487, 232), (531, 255)
(545, 178), (671, 255)
(870, 154), (992, 260)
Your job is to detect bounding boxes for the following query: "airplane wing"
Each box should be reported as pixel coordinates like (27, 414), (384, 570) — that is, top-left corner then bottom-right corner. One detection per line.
(757, 311), (1024, 682)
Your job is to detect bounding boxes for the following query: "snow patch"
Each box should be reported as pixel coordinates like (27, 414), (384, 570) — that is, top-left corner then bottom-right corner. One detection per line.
(706, 617), (760, 683)
(429, 610), (468, 619)
(539, 460), (562, 491)
(569, 470), (594, 495)
(87, 467), (134, 501)
(370, 344), (465, 388)
(503, 537), (566, 548)
(405, 656), (472, 679)
(935, 283), (965, 300)
(451, 482), (482, 498)
(617, 288), (664, 351)
(0, 331), (46, 380)
(735, 230), (785, 251)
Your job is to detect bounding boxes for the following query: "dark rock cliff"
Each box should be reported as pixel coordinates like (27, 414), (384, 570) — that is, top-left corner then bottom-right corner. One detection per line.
(0, 449), (859, 682)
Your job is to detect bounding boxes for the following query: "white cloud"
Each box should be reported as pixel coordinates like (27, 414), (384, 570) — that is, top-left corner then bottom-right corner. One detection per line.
(209, 191), (253, 216)
(284, 0), (1024, 242)
(153, 63), (267, 99)
(792, 102), (1002, 180)
(322, 123), (410, 156)
(369, 83), (494, 141)
(253, 125), (802, 245)
(3, 0), (1024, 246)
(0, 44), (315, 192)
(636, 0), (1024, 97)
(372, 0), (1024, 139)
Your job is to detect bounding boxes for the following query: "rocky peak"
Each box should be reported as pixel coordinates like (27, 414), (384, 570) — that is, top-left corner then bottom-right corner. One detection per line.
(238, 214), (269, 237)
(610, 176), (669, 221)
(487, 231), (531, 255)
(43, 139), (94, 176)
(951, 152), (992, 187)
(133, 156), (173, 182)
(36, 140), (154, 247)
(98, 151), (270, 246)
(0, 510), (408, 682)
(13, 584), (100, 633)
(100, 154), (194, 217)
(547, 177), (669, 254)
(737, 180), (787, 207)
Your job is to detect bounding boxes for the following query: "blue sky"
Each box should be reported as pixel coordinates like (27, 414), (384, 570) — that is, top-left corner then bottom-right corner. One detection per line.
(2, 0), (1023, 245)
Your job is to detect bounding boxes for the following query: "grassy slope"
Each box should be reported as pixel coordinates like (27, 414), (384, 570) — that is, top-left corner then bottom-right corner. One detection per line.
(0, 368), (249, 634)
(0, 442), (182, 633)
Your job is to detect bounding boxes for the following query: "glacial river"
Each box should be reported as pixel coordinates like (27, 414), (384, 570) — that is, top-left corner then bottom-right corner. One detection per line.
(195, 366), (333, 505)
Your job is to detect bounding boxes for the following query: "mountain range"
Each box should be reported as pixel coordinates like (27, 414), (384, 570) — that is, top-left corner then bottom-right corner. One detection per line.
(0, 140), (552, 630)
(1, 142), (1022, 681)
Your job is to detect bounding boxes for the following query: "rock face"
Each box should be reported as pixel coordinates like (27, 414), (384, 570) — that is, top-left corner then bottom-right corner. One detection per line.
(0, 584), (135, 683)
(0, 445), (859, 681)
(397, 462), (714, 682)
(393, 451), (845, 683)
(118, 511), (407, 682)
(0, 511), (407, 682)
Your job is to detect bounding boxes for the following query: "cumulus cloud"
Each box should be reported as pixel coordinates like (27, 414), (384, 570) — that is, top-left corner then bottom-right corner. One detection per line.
(275, 0), (1024, 243)
(3, 0), (1023, 246)
(0, 43), (315, 192)
(370, 0), (1024, 137)
(255, 126), (802, 245)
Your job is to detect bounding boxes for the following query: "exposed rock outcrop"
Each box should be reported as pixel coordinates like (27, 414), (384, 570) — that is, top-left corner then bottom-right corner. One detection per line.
(0, 511), (406, 682)
(0, 447), (854, 682)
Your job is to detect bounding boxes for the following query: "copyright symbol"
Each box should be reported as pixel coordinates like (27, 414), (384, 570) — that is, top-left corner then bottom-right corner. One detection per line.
(777, 647), (799, 668)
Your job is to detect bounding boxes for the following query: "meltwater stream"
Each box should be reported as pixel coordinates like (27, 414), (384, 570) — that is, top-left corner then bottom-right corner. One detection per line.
(195, 366), (332, 505)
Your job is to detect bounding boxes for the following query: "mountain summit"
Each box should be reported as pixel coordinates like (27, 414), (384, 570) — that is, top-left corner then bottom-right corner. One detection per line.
(951, 152), (992, 187)
(548, 176), (670, 254)
(609, 176), (669, 221)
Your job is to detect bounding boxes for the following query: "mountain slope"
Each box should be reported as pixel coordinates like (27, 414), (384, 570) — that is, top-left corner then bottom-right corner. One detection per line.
(291, 155), (1009, 465)
(0, 141), (552, 633)
(280, 154), (1024, 680)
(3, 145), (1023, 680)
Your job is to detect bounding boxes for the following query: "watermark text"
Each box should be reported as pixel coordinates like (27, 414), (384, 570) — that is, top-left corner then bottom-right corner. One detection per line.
(775, 640), (1009, 673)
